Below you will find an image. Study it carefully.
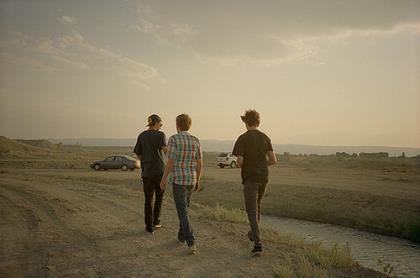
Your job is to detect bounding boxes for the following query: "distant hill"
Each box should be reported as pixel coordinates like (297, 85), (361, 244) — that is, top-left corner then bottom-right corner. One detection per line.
(0, 136), (50, 154)
(49, 138), (420, 157)
(16, 139), (57, 150)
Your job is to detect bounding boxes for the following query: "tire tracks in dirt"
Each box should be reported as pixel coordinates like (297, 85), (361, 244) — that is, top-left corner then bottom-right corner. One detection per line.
(0, 183), (98, 249)
(0, 193), (49, 277)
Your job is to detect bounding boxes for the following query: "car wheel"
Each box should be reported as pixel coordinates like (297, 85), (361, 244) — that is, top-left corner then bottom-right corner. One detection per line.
(230, 161), (237, 168)
(130, 168), (135, 171)
(121, 164), (128, 171)
(94, 164), (101, 171)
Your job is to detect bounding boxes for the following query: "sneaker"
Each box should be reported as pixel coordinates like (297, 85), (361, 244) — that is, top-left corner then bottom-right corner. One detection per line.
(154, 224), (163, 229)
(251, 246), (263, 257)
(176, 238), (186, 245)
(145, 227), (154, 234)
(188, 244), (197, 255)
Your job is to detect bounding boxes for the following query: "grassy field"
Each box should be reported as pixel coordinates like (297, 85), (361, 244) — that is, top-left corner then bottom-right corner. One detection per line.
(197, 153), (420, 243)
(0, 159), (385, 277)
(1, 138), (419, 244)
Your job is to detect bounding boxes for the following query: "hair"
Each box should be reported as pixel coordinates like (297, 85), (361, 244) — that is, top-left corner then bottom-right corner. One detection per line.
(176, 114), (192, 131)
(241, 109), (260, 127)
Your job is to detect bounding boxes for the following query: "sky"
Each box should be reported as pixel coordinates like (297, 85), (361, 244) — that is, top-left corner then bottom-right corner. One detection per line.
(0, 0), (419, 147)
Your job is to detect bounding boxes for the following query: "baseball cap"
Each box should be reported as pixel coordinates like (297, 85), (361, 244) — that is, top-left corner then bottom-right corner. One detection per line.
(146, 114), (162, 126)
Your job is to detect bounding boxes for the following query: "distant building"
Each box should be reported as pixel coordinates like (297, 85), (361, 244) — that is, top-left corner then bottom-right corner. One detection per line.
(359, 152), (389, 158)
(336, 152), (351, 158)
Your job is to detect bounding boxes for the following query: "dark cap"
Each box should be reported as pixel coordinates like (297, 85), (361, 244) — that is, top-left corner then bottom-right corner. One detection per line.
(146, 114), (162, 126)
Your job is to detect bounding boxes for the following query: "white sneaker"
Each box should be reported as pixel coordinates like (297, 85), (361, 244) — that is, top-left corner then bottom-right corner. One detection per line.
(176, 238), (186, 245)
(188, 244), (197, 255)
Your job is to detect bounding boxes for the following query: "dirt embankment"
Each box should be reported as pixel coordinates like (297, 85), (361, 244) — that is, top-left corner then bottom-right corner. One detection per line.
(0, 169), (385, 277)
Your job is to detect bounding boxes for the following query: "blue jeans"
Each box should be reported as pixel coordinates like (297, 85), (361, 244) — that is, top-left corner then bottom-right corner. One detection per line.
(173, 183), (195, 246)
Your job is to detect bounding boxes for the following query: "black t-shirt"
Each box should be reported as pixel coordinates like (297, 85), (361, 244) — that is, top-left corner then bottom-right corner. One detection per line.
(232, 129), (273, 184)
(133, 130), (167, 178)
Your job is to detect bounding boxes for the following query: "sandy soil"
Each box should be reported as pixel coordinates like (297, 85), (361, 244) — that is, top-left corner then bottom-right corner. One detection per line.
(0, 169), (384, 277)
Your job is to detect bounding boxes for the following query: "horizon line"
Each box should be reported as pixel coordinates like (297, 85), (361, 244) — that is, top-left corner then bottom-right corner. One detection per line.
(45, 137), (420, 149)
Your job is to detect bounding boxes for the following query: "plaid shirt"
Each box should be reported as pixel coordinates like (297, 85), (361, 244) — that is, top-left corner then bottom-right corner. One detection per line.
(167, 131), (202, 186)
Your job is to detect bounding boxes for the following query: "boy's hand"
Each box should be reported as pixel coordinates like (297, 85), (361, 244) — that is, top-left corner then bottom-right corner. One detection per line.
(160, 178), (167, 190)
(194, 181), (200, 192)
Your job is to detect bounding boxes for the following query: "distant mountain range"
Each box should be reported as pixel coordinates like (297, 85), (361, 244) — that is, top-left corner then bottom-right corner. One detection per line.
(49, 138), (420, 157)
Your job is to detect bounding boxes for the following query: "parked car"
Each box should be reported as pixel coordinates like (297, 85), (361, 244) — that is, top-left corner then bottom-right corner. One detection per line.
(90, 155), (140, 171)
(216, 152), (238, 168)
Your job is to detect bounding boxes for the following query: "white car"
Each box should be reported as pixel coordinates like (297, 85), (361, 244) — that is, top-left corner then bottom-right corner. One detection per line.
(217, 152), (238, 168)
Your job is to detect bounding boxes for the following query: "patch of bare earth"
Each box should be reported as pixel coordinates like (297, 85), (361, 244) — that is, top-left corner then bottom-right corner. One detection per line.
(0, 170), (385, 277)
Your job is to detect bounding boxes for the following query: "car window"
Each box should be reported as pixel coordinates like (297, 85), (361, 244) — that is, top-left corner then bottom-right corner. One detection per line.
(115, 156), (122, 162)
(105, 156), (115, 161)
(124, 155), (135, 161)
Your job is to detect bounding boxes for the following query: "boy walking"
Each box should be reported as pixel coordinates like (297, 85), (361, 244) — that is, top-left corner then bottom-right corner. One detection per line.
(160, 114), (202, 255)
(232, 109), (277, 256)
(134, 114), (168, 234)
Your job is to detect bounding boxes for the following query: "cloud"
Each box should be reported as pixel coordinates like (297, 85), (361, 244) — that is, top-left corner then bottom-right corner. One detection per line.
(133, 19), (160, 33)
(133, 0), (420, 65)
(60, 15), (77, 25)
(0, 30), (160, 88)
(0, 52), (57, 73)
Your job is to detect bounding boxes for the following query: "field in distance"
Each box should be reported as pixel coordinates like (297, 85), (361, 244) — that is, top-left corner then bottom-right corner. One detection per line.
(1, 136), (419, 243)
(0, 137), (390, 277)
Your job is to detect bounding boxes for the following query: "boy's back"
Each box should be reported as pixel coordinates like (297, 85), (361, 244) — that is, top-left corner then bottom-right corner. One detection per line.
(233, 129), (273, 184)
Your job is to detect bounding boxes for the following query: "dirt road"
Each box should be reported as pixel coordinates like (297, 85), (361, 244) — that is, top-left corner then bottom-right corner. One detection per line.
(0, 169), (382, 277)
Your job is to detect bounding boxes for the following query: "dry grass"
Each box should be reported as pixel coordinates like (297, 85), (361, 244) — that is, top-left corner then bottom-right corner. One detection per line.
(194, 155), (420, 243)
(273, 242), (355, 278)
(201, 203), (248, 223)
(303, 242), (354, 268)
(197, 202), (356, 278)
(1, 144), (419, 242)
(274, 254), (330, 278)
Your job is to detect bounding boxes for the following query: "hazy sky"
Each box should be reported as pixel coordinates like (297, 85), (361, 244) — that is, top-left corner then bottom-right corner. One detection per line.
(1, 0), (419, 147)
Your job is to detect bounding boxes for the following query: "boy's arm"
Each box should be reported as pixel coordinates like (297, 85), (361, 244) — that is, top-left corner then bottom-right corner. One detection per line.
(133, 135), (142, 160)
(232, 136), (244, 168)
(161, 133), (168, 155)
(266, 151), (277, 166)
(194, 158), (203, 191)
(194, 142), (203, 191)
(160, 159), (174, 190)
(237, 156), (244, 168)
(266, 135), (276, 166)
(160, 136), (177, 190)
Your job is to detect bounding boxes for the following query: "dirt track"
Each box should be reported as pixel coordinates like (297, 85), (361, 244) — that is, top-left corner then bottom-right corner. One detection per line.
(0, 169), (384, 277)
(0, 169), (285, 277)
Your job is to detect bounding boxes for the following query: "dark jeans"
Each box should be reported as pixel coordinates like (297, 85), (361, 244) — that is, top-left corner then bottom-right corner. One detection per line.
(142, 175), (165, 230)
(243, 180), (267, 247)
(173, 183), (195, 246)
